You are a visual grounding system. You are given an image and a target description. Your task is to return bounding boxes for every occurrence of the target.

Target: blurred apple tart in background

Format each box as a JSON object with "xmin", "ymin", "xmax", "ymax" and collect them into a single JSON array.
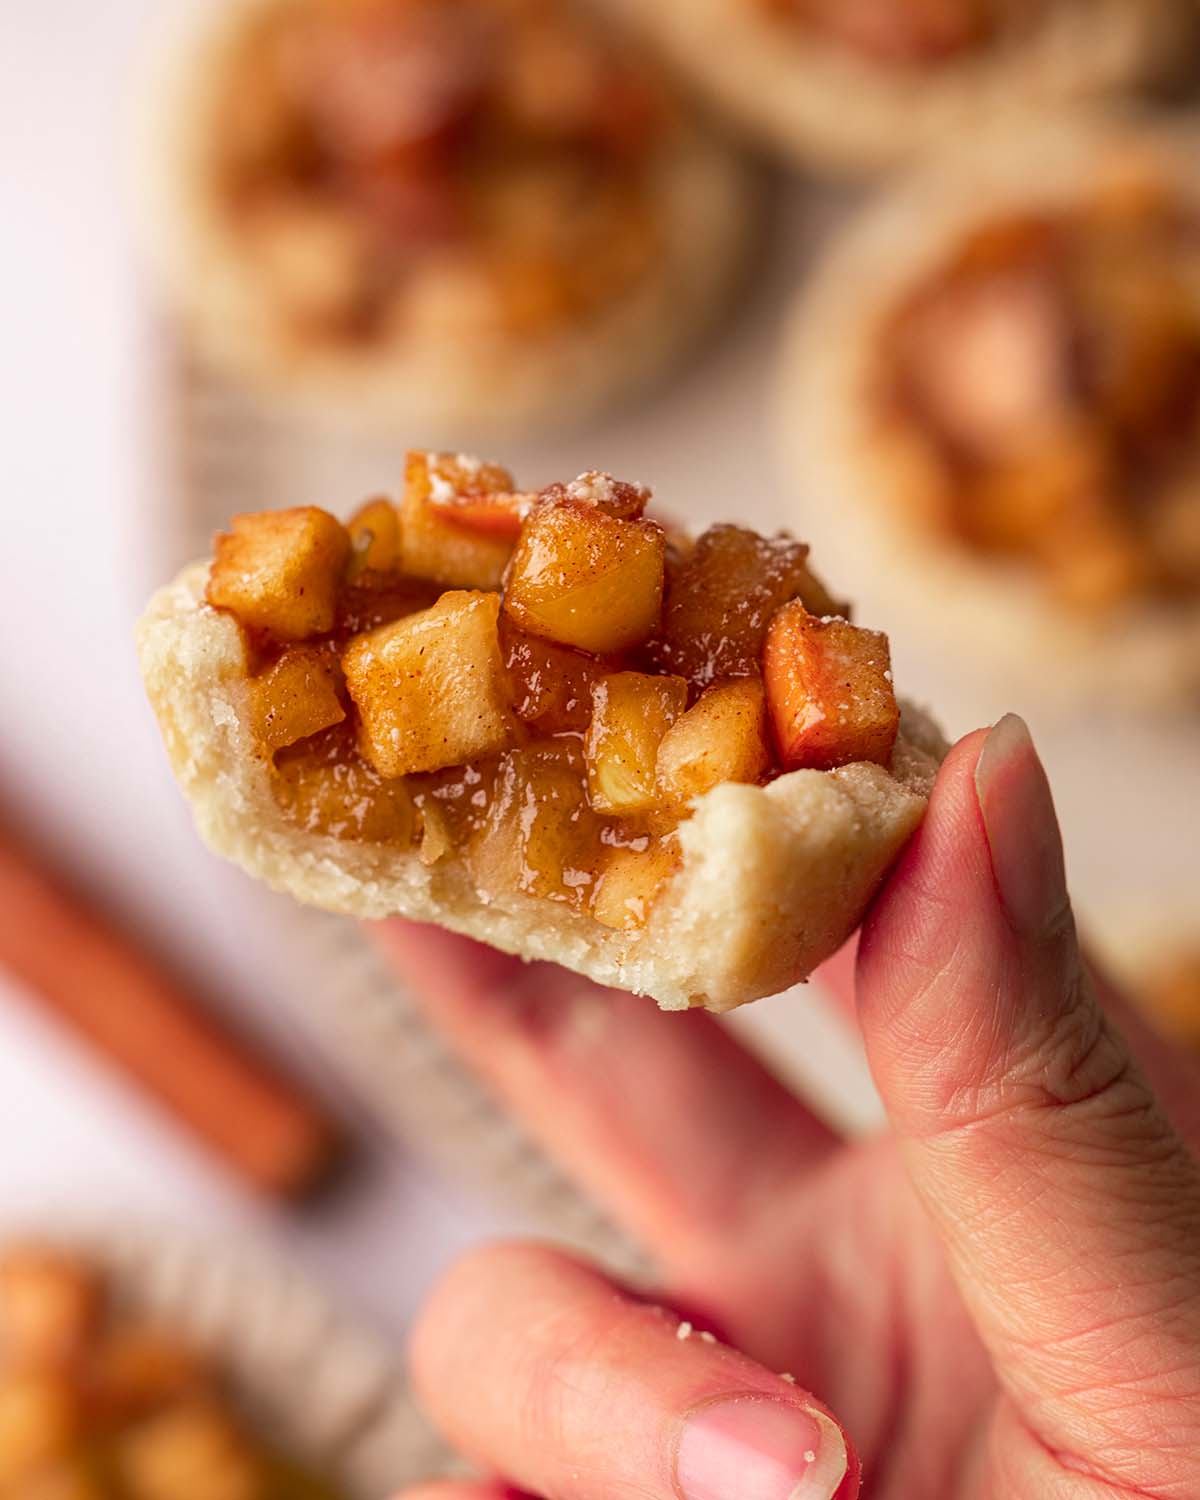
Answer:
[
  {"xmin": 143, "ymin": 0, "xmax": 754, "ymax": 436},
  {"xmin": 0, "ymin": 1247, "xmax": 339, "ymax": 1498},
  {"xmin": 782, "ymin": 115, "xmax": 1200, "ymax": 708},
  {"xmin": 137, "ymin": 453, "xmax": 944, "ymax": 1012},
  {"xmin": 603, "ymin": 0, "xmax": 1189, "ymax": 175}
]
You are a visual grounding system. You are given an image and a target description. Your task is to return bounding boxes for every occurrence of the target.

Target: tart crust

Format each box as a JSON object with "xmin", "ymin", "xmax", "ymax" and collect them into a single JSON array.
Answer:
[
  {"xmin": 140, "ymin": 0, "xmax": 757, "ymax": 438},
  {"xmin": 778, "ymin": 113, "xmax": 1200, "ymax": 711},
  {"xmin": 603, "ymin": 0, "xmax": 1191, "ymax": 175},
  {"xmin": 138, "ymin": 564, "xmax": 944, "ymax": 1012}
]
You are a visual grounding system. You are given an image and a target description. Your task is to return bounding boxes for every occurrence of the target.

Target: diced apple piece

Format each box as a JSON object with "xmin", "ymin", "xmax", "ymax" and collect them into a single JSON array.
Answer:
[
  {"xmin": 656, "ymin": 678, "xmax": 771, "ymax": 806},
  {"xmin": 249, "ymin": 645, "xmax": 346, "ymax": 754},
  {"xmin": 499, "ymin": 618, "xmax": 606, "ymax": 734},
  {"xmin": 646, "ymin": 525, "xmax": 844, "ymax": 688},
  {"xmin": 272, "ymin": 725, "xmax": 417, "ymax": 844},
  {"xmin": 345, "ymin": 497, "xmax": 400, "ymax": 577},
  {"xmin": 763, "ymin": 603, "xmax": 899, "ymax": 772},
  {"xmin": 117, "ymin": 1401, "xmax": 262, "ymax": 1500},
  {"xmin": 591, "ymin": 840, "xmax": 680, "ymax": 931},
  {"xmin": 207, "ymin": 508, "xmax": 350, "ymax": 640},
  {"xmin": 426, "ymin": 487, "xmax": 537, "ymax": 540},
  {"xmin": 0, "ymin": 1373, "xmax": 78, "ymax": 1486},
  {"xmin": 0, "ymin": 1252, "xmax": 98, "ymax": 1368},
  {"xmin": 538, "ymin": 471, "xmax": 651, "ymax": 520},
  {"xmin": 468, "ymin": 743, "xmax": 600, "ymax": 906},
  {"xmin": 343, "ymin": 590, "xmax": 518, "ymax": 777},
  {"xmin": 504, "ymin": 500, "xmax": 666, "ymax": 654},
  {"xmin": 400, "ymin": 451, "xmax": 518, "ymax": 588},
  {"xmin": 584, "ymin": 672, "xmax": 687, "ymax": 814},
  {"xmin": 336, "ymin": 573, "xmax": 442, "ymax": 636}
]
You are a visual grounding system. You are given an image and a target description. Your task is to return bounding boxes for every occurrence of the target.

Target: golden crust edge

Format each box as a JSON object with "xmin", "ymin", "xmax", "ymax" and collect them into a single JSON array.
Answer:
[
  {"xmin": 601, "ymin": 0, "xmax": 1192, "ymax": 174},
  {"xmin": 136, "ymin": 563, "xmax": 944, "ymax": 1011}
]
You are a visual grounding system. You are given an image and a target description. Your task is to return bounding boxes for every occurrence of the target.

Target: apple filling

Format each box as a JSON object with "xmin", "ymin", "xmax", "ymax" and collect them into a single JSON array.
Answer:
[
  {"xmin": 760, "ymin": 0, "xmax": 1031, "ymax": 66},
  {"xmin": 205, "ymin": 453, "xmax": 901, "ymax": 932},
  {"xmin": 878, "ymin": 181, "xmax": 1200, "ymax": 611},
  {"xmin": 212, "ymin": 0, "xmax": 669, "ymax": 343}
]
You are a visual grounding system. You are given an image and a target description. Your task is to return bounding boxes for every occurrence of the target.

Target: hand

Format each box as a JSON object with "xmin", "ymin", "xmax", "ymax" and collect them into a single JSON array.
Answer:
[{"xmin": 377, "ymin": 715, "xmax": 1200, "ymax": 1500}]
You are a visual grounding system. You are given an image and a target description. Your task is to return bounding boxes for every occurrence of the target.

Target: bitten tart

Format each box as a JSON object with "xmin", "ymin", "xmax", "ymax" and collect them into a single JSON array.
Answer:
[
  {"xmin": 138, "ymin": 454, "xmax": 943, "ymax": 1012},
  {"xmin": 144, "ymin": 0, "xmax": 754, "ymax": 435},
  {"xmin": 0, "ymin": 1246, "xmax": 339, "ymax": 1498},
  {"xmin": 605, "ymin": 0, "xmax": 1189, "ymax": 175},
  {"xmin": 781, "ymin": 115, "xmax": 1200, "ymax": 708}
]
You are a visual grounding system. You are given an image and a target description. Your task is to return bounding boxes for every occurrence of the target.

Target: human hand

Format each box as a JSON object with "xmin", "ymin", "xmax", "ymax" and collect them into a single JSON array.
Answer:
[{"xmin": 377, "ymin": 715, "xmax": 1200, "ymax": 1499}]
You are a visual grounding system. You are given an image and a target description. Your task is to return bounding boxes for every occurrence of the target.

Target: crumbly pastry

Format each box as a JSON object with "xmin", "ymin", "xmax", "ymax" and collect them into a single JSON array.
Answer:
[
  {"xmin": 137, "ymin": 455, "xmax": 944, "ymax": 1012},
  {"xmin": 779, "ymin": 114, "xmax": 1200, "ymax": 711},
  {"xmin": 0, "ymin": 1245, "xmax": 341, "ymax": 1497},
  {"xmin": 142, "ymin": 0, "xmax": 755, "ymax": 437},
  {"xmin": 602, "ymin": 0, "xmax": 1191, "ymax": 175}
]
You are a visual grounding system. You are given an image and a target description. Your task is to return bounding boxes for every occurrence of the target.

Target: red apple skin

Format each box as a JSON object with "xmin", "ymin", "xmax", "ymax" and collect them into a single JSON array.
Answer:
[{"xmin": 763, "ymin": 602, "xmax": 899, "ymax": 772}]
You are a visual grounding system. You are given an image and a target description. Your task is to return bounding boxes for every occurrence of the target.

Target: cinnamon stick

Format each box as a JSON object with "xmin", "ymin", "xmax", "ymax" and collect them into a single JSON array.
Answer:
[{"xmin": 0, "ymin": 826, "xmax": 341, "ymax": 1199}]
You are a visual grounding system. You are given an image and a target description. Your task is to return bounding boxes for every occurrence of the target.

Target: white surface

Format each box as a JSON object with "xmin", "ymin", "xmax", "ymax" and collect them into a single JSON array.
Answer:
[{"xmin": 2, "ymin": 0, "xmax": 1195, "ymax": 1355}]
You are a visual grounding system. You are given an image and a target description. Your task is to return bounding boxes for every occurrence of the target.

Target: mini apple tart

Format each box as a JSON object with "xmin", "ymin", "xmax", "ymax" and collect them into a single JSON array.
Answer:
[
  {"xmin": 138, "ymin": 453, "xmax": 943, "ymax": 1011},
  {"xmin": 145, "ymin": 0, "xmax": 754, "ymax": 435},
  {"xmin": 605, "ymin": 0, "xmax": 1189, "ymax": 174},
  {"xmin": 781, "ymin": 115, "xmax": 1200, "ymax": 708}
]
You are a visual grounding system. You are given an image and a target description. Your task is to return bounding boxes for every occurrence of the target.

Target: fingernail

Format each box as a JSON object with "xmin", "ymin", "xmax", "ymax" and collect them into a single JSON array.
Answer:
[
  {"xmin": 675, "ymin": 1395, "xmax": 850, "ymax": 1500},
  {"xmin": 974, "ymin": 714, "xmax": 1069, "ymax": 942}
]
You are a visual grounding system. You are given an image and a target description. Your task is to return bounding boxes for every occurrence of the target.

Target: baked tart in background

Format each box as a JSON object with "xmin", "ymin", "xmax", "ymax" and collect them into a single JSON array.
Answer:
[
  {"xmin": 142, "ymin": 0, "xmax": 756, "ymax": 437},
  {"xmin": 601, "ymin": 0, "xmax": 1191, "ymax": 175},
  {"xmin": 780, "ymin": 114, "xmax": 1200, "ymax": 709},
  {"xmin": 137, "ymin": 453, "xmax": 944, "ymax": 1012}
]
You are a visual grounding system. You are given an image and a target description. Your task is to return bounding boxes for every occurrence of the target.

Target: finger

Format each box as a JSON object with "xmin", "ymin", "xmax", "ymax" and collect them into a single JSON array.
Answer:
[
  {"xmin": 858, "ymin": 718, "xmax": 1200, "ymax": 1489},
  {"xmin": 374, "ymin": 924, "xmax": 839, "ymax": 1278},
  {"xmin": 410, "ymin": 1241, "xmax": 859, "ymax": 1500},
  {"xmin": 394, "ymin": 1487, "xmax": 527, "ymax": 1500}
]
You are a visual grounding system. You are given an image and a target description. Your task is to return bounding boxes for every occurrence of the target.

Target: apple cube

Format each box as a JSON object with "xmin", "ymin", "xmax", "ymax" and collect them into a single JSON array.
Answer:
[
  {"xmin": 646, "ymin": 525, "xmax": 846, "ymax": 688},
  {"xmin": 249, "ymin": 646, "xmax": 346, "ymax": 754},
  {"xmin": 345, "ymin": 497, "xmax": 401, "ymax": 577},
  {"xmin": 503, "ymin": 500, "xmax": 666, "ymax": 654},
  {"xmin": 0, "ymin": 1253, "xmax": 97, "ymax": 1368},
  {"xmin": 591, "ymin": 840, "xmax": 680, "ymax": 931},
  {"xmin": 426, "ymin": 486, "xmax": 537, "ymax": 540},
  {"xmin": 537, "ymin": 471, "xmax": 651, "ymax": 520},
  {"xmin": 763, "ymin": 602, "xmax": 899, "ymax": 772},
  {"xmin": 499, "ymin": 618, "xmax": 606, "ymax": 734},
  {"xmin": 584, "ymin": 672, "xmax": 687, "ymax": 814},
  {"xmin": 655, "ymin": 678, "xmax": 770, "ymax": 806},
  {"xmin": 342, "ymin": 590, "xmax": 518, "ymax": 777},
  {"xmin": 400, "ymin": 451, "xmax": 518, "ymax": 589},
  {"xmin": 207, "ymin": 508, "xmax": 350, "ymax": 640},
  {"xmin": 468, "ymin": 743, "xmax": 600, "ymax": 906}
]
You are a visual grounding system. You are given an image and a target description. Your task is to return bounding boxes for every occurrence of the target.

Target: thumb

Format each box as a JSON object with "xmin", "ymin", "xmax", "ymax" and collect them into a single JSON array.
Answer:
[{"xmin": 858, "ymin": 716, "xmax": 1200, "ymax": 1488}]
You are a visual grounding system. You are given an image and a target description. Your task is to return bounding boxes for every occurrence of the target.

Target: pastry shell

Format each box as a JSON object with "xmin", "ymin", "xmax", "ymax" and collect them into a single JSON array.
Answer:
[
  {"xmin": 777, "ymin": 112, "xmax": 1200, "ymax": 712},
  {"xmin": 139, "ymin": 0, "xmax": 757, "ymax": 439},
  {"xmin": 602, "ymin": 0, "xmax": 1192, "ymax": 175},
  {"xmin": 137, "ymin": 564, "xmax": 945, "ymax": 1012}
]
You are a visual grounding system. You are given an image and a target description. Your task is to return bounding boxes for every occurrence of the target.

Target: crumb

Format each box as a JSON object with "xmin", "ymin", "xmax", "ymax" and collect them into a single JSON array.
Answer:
[
  {"xmin": 676, "ymin": 1321, "xmax": 693, "ymax": 1341},
  {"xmin": 698, "ymin": 1330, "xmax": 716, "ymax": 1344},
  {"xmin": 780, "ymin": 1372, "xmax": 796, "ymax": 1384},
  {"xmin": 804, "ymin": 1449, "xmax": 816, "ymax": 1463}
]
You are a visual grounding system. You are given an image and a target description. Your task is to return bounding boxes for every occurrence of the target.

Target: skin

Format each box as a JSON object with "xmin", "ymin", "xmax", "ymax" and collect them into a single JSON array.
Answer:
[{"xmin": 376, "ymin": 716, "xmax": 1200, "ymax": 1499}]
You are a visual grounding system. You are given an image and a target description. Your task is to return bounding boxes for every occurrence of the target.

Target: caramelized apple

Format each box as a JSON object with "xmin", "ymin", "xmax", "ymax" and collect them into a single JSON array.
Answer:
[
  {"xmin": 584, "ymin": 672, "xmax": 687, "ymax": 814},
  {"xmin": 400, "ymin": 452, "xmax": 518, "ymax": 589},
  {"xmin": 504, "ymin": 499, "xmax": 666, "ymax": 654},
  {"xmin": 272, "ymin": 723, "xmax": 417, "ymax": 843},
  {"xmin": 345, "ymin": 497, "xmax": 400, "ymax": 577},
  {"xmin": 250, "ymin": 646, "xmax": 345, "ymax": 754},
  {"xmin": 426, "ymin": 487, "xmax": 536, "ymax": 540},
  {"xmin": 0, "ymin": 1254, "xmax": 97, "ymax": 1368},
  {"xmin": 656, "ymin": 678, "xmax": 770, "ymax": 806},
  {"xmin": 469, "ymin": 742, "xmax": 600, "ymax": 905},
  {"xmin": 499, "ymin": 617, "xmax": 606, "ymax": 734},
  {"xmin": 537, "ymin": 471, "xmax": 650, "ymax": 520},
  {"xmin": 591, "ymin": 839, "xmax": 680, "ymax": 930},
  {"xmin": 763, "ymin": 602, "xmax": 899, "ymax": 771},
  {"xmin": 207, "ymin": 508, "xmax": 350, "ymax": 641},
  {"xmin": 344, "ymin": 590, "xmax": 518, "ymax": 777},
  {"xmin": 646, "ymin": 525, "xmax": 844, "ymax": 688}
]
